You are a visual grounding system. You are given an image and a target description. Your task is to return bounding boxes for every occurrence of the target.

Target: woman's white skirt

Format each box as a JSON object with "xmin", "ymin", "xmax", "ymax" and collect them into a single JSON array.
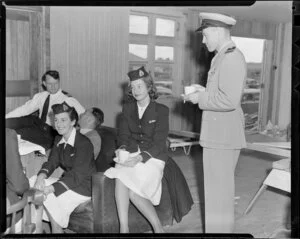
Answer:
[
  {"xmin": 104, "ymin": 152, "xmax": 165, "ymax": 205},
  {"xmin": 29, "ymin": 176, "xmax": 90, "ymax": 228}
]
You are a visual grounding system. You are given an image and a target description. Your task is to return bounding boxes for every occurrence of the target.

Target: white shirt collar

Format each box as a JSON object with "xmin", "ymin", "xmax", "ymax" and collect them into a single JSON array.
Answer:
[
  {"xmin": 137, "ymin": 101, "xmax": 150, "ymax": 110},
  {"xmin": 57, "ymin": 127, "xmax": 76, "ymax": 147},
  {"xmin": 48, "ymin": 88, "xmax": 63, "ymax": 97},
  {"xmin": 137, "ymin": 101, "xmax": 150, "ymax": 119}
]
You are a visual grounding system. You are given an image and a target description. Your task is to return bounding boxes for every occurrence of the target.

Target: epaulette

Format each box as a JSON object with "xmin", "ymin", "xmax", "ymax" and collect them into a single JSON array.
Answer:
[
  {"xmin": 225, "ymin": 46, "xmax": 236, "ymax": 54},
  {"xmin": 62, "ymin": 90, "xmax": 72, "ymax": 97}
]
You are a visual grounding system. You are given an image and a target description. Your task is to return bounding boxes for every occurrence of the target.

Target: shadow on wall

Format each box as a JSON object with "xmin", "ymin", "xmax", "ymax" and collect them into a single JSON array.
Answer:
[
  {"xmin": 114, "ymin": 81, "xmax": 129, "ymax": 128},
  {"xmin": 187, "ymin": 29, "xmax": 214, "ymax": 87}
]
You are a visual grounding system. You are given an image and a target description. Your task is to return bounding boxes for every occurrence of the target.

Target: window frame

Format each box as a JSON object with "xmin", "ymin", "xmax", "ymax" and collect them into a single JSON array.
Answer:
[{"xmin": 129, "ymin": 10, "xmax": 181, "ymax": 97}]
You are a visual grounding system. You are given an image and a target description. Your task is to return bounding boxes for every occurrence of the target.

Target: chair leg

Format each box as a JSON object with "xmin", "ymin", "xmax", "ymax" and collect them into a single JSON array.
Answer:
[
  {"xmin": 23, "ymin": 203, "xmax": 36, "ymax": 233},
  {"xmin": 244, "ymin": 184, "xmax": 267, "ymax": 214},
  {"xmin": 35, "ymin": 205, "xmax": 44, "ymax": 233}
]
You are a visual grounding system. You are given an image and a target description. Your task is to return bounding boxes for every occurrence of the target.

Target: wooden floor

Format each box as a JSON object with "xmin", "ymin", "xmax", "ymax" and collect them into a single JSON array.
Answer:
[{"xmin": 157, "ymin": 145, "xmax": 291, "ymax": 237}]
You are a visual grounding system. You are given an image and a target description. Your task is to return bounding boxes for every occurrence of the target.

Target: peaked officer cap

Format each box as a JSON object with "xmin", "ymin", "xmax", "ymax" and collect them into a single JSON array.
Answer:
[{"xmin": 196, "ymin": 12, "xmax": 236, "ymax": 32}]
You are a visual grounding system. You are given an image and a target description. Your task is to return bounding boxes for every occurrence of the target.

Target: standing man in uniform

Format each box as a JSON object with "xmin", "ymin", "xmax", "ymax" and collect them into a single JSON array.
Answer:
[
  {"xmin": 183, "ymin": 12, "xmax": 247, "ymax": 233},
  {"xmin": 6, "ymin": 70, "xmax": 85, "ymax": 150}
]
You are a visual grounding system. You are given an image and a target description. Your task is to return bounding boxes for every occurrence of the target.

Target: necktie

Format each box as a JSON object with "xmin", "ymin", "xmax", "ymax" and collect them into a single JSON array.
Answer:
[{"xmin": 41, "ymin": 94, "xmax": 50, "ymax": 123}]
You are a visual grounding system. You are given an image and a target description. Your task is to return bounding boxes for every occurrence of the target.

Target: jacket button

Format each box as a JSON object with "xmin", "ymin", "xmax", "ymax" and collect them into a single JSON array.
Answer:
[{"xmin": 139, "ymin": 125, "xmax": 141, "ymax": 128}]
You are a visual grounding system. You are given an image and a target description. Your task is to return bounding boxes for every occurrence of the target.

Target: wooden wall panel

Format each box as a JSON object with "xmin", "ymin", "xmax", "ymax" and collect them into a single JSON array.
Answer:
[
  {"xmin": 6, "ymin": 17, "xmax": 31, "ymax": 113},
  {"xmin": 50, "ymin": 7, "xmax": 129, "ymax": 127}
]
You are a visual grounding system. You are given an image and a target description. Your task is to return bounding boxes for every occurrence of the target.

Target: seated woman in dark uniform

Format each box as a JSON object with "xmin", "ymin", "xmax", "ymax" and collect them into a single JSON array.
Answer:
[
  {"xmin": 104, "ymin": 66, "xmax": 170, "ymax": 233},
  {"xmin": 29, "ymin": 102, "xmax": 96, "ymax": 233}
]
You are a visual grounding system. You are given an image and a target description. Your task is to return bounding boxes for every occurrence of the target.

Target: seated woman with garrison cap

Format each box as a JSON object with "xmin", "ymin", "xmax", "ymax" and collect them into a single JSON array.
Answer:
[
  {"xmin": 104, "ymin": 66, "xmax": 169, "ymax": 233},
  {"xmin": 29, "ymin": 102, "xmax": 96, "ymax": 233}
]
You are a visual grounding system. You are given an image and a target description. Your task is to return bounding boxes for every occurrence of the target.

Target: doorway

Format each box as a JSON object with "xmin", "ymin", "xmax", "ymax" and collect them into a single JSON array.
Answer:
[
  {"xmin": 5, "ymin": 6, "xmax": 46, "ymax": 113},
  {"xmin": 232, "ymin": 36, "xmax": 266, "ymax": 134}
]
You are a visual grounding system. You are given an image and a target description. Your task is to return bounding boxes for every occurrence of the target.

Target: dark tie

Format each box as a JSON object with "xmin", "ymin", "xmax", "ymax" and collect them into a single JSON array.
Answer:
[{"xmin": 40, "ymin": 94, "xmax": 50, "ymax": 123}]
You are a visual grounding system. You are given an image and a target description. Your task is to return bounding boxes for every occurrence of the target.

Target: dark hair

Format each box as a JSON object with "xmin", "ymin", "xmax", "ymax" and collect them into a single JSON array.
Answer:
[
  {"xmin": 67, "ymin": 108, "xmax": 78, "ymax": 125},
  {"xmin": 91, "ymin": 107, "xmax": 104, "ymax": 127},
  {"xmin": 125, "ymin": 74, "xmax": 158, "ymax": 102},
  {"xmin": 42, "ymin": 70, "xmax": 60, "ymax": 82}
]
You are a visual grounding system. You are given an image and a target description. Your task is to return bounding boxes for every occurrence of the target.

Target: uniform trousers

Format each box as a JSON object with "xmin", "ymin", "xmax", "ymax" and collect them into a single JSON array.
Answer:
[
  {"xmin": 202, "ymin": 147, "xmax": 240, "ymax": 233},
  {"xmin": 6, "ymin": 115, "xmax": 58, "ymax": 150}
]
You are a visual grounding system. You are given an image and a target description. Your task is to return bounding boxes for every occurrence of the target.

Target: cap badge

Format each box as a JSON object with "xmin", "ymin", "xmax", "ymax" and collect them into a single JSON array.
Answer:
[{"xmin": 63, "ymin": 104, "xmax": 68, "ymax": 111}]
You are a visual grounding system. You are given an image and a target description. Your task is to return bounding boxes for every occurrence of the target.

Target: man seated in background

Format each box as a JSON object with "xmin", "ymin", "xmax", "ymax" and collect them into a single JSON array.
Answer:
[
  {"xmin": 6, "ymin": 70, "xmax": 85, "ymax": 150},
  {"xmin": 78, "ymin": 107, "xmax": 104, "ymax": 159},
  {"xmin": 6, "ymin": 128, "xmax": 30, "ymax": 233}
]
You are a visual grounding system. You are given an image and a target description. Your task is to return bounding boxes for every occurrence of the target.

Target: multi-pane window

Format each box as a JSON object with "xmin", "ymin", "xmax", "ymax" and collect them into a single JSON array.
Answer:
[{"xmin": 129, "ymin": 13, "xmax": 178, "ymax": 97}]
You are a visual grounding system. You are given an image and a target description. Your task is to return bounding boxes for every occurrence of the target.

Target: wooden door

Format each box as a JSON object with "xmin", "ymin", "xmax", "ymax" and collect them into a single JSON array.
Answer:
[{"xmin": 5, "ymin": 6, "xmax": 45, "ymax": 113}]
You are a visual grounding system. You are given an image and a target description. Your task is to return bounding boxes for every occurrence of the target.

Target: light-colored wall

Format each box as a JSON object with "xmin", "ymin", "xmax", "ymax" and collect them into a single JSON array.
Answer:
[
  {"xmin": 272, "ymin": 22, "xmax": 292, "ymax": 129},
  {"xmin": 50, "ymin": 7, "xmax": 129, "ymax": 127}
]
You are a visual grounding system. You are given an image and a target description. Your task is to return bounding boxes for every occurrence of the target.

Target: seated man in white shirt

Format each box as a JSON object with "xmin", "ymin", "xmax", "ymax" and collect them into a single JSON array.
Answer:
[
  {"xmin": 6, "ymin": 70, "xmax": 85, "ymax": 150},
  {"xmin": 78, "ymin": 107, "xmax": 103, "ymax": 159}
]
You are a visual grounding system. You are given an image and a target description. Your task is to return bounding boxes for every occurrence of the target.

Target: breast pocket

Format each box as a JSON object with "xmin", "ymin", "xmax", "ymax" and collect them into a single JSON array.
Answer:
[{"xmin": 141, "ymin": 120, "xmax": 155, "ymax": 136}]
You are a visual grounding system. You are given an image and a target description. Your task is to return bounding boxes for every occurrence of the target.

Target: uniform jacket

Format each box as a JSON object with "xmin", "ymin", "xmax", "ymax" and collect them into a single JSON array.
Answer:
[
  {"xmin": 118, "ymin": 101, "xmax": 169, "ymax": 162},
  {"xmin": 6, "ymin": 89, "xmax": 85, "ymax": 126},
  {"xmin": 81, "ymin": 129, "xmax": 102, "ymax": 160},
  {"xmin": 38, "ymin": 130, "xmax": 96, "ymax": 197},
  {"xmin": 6, "ymin": 128, "xmax": 30, "ymax": 205},
  {"xmin": 198, "ymin": 41, "xmax": 247, "ymax": 149}
]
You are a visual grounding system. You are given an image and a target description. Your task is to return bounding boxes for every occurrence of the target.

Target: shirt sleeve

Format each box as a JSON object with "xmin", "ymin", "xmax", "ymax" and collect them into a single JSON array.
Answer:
[
  {"xmin": 65, "ymin": 97, "xmax": 86, "ymax": 116},
  {"xmin": 38, "ymin": 139, "xmax": 60, "ymax": 177},
  {"xmin": 140, "ymin": 106, "xmax": 169, "ymax": 162},
  {"xmin": 198, "ymin": 52, "xmax": 246, "ymax": 111},
  {"xmin": 5, "ymin": 93, "xmax": 42, "ymax": 118},
  {"xmin": 52, "ymin": 139, "xmax": 94, "ymax": 196}
]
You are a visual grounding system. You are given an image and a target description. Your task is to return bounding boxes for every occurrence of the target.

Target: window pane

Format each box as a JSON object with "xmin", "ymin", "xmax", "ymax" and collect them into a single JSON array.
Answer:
[
  {"xmin": 154, "ymin": 65, "xmax": 173, "ymax": 96},
  {"xmin": 129, "ymin": 44, "xmax": 148, "ymax": 60},
  {"xmin": 156, "ymin": 18, "xmax": 175, "ymax": 37},
  {"xmin": 154, "ymin": 65, "xmax": 172, "ymax": 81},
  {"xmin": 155, "ymin": 46, "xmax": 173, "ymax": 61},
  {"xmin": 129, "ymin": 15, "xmax": 148, "ymax": 35}
]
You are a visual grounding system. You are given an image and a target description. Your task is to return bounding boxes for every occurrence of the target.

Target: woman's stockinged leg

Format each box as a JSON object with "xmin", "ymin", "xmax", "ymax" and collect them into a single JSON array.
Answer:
[
  {"xmin": 115, "ymin": 179, "xmax": 130, "ymax": 233},
  {"xmin": 129, "ymin": 190, "xmax": 165, "ymax": 233}
]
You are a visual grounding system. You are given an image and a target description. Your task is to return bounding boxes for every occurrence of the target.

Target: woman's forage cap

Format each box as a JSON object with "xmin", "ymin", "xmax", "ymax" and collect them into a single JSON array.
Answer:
[
  {"xmin": 196, "ymin": 12, "xmax": 236, "ymax": 32},
  {"xmin": 127, "ymin": 66, "xmax": 149, "ymax": 82},
  {"xmin": 52, "ymin": 101, "xmax": 74, "ymax": 114}
]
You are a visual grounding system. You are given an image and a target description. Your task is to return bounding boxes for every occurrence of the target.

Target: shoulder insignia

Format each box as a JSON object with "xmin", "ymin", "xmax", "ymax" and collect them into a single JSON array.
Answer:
[
  {"xmin": 225, "ymin": 46, "xmax": 236, "ymax": 54},
  {"xmin": 62, "ymin": 90, "xmax": 72, "ymax": 97}
]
